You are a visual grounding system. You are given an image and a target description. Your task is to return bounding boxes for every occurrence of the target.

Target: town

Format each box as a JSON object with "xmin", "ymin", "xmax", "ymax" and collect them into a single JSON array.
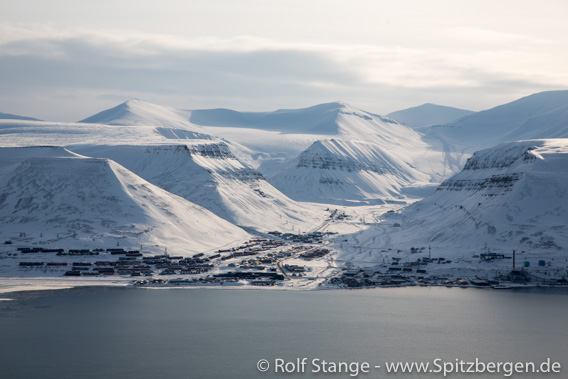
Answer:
[
  {"xmin": 4, "ymin": 232, "xmax": 334, "ymax": 288},
  {"xmin": 3, "ymin": 232, "xmax": 568, "ymax": 290}
]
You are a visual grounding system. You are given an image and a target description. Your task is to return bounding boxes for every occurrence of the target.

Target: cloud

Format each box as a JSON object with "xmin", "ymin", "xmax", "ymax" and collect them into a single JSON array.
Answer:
[
  {"xmin": 438, "ymin": 27, "xmax": 552, "ymax": 47},
  {"xmin": 0, "ymin": 23, "xmax": 566, "ymax": 120}
]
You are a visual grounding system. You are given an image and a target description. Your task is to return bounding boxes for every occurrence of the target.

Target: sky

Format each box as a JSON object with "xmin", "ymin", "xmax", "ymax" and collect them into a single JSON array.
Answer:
[{"xmin": 1, "ymin": 0, "xmax": 567, "ymax": 121}]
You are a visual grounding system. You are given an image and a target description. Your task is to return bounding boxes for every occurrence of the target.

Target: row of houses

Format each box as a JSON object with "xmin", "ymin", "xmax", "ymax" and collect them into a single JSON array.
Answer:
[
  {"xmin": 330, "ymin": 270, "xmax": 415, "ymax": 288},
  {"xmin": 300, "ymin": 248, "xmax": 330, "ymax": 260}
]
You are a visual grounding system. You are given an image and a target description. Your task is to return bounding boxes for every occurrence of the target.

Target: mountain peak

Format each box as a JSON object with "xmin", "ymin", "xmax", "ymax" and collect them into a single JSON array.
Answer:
[
  {"xmin": 272, "ymin": 101, "xmax": 350, "ymax": 113},
  {"xmin": 121, "ymin": 98, "xmax": 146, "ymax": 107},
  {"xmin": 79, "ymin": 99, "xmax": 195, "ymax": 129}
]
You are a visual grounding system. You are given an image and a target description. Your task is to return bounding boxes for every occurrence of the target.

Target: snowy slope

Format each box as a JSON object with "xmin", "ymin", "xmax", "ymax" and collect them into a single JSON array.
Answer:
[
  {"xmin": 79, "ymin": 99, "xmax": 214, "ymax": 141},
  {"xmin": 0, "ymin": 119, "xmax": 193, "ymax": 146},
  {"xmin": 192, "ymin": 101, "xmax": 449, "ymax": 204},
  {"xmin": 0, "ymin": 112, "xmax": 40, "ymax": 121},
  {"xmin": 191, "ymin": 102, "xmax": 447, "ymax": 172},
  {"xmin": 0, "ymin": 149, "xmax": 249, "ymax": 255},
  {"xmin": 82, "ymin": 101, "xmax": 396, "ymax": 168},
  {"xmin": 269, "ymin": 139, "xmax": 434, "ymax": 205},
  {"xmin": 77, "ymin": 100, "xmax": 450, "ymax": 205},
  {"xmin": 386, "ymin": 103, "xmax": 474, "ymax": 129},
  {"xmin": 250, "ymin": 104, "xmax": 451, "ymax": 204},
  {"xmin": 367, "ymin": 139, "xmax": 568, "ymax": 253},
  {"xmin": 80, "ymin": 99, "xmax": 193, "ymax": 128},
  {"xmin": 0, "ymin": 119, "xmax": 322, "ymax": 232},
  {"xmin": 503, "ymin": 103, "xmax": 568, "ymax": 141},
  {"xmin": 190, "ymin": 102, "xmax": 350, "ymax": 134},
  {"xmin": 0, "ymin": 145, "xmax": 84, "ymax": 180},
  {"xmin": 191, "ymin": 101, "xmax": 419, "ymax": 140},
  {"xmin": 73, "ymin": 143, "xmax": 321, "ymax": 232},
  {"xmin": 428, "ymin": 90, "xmax": 568, "ymax": 152}
]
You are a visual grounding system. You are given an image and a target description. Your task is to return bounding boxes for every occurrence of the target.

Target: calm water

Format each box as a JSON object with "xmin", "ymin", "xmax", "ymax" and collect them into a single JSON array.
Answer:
[{"xmin": 0, "ymin": 286, "xmax": 567, "ymax": 379}]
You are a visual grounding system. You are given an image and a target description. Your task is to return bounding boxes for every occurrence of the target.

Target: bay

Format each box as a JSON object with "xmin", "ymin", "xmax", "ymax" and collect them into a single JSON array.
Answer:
[{"xmin": 0, "ymin": 286, "xmax": 566, "ymax": 378}]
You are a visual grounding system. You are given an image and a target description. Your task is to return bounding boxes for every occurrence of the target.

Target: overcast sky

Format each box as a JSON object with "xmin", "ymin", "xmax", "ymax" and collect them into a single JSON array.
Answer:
[{"xmin": 1, "ymin": 0, "xmax": 567, "ymax": 121}]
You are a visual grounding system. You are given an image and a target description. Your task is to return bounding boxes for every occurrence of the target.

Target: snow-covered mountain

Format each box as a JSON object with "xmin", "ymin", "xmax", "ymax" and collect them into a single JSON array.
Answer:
[
  {"xmin": 191, "ymin": 102, "xmax": 444, "ymax": 170},
  {"xmin": 0, "ymin": 118, "xmax": 210, "ymax": 147},
  {"xmin": 76, "ymin": 100, "xmax": 450, "ymax": 206},
  {"xmin": 190, "ymin": 102, "xmax": 347, "ymax": 134},
  {"xmin": 0, "ymin": 118, "xmax": 321, "ymax": 232},
  {"xmin": 73, "ymin": 143, "xmax": 320, "ymax": 232},
  {"xmin": 386, "ymin": 103, "xmax": 474, "ymax": 129},
  {"xmin": 0, "ymin": 146, "xmax": 249, "ymax": 255},
  {"xmin": 79, "ymin": 99, "xmax": 215, "ymax": 141},
  {"xmin": 268, "ymin": 139, "xmax": 435, "ymax": 205},
  {"xmin": 237, "ymin": 104, "xmax": 450, "ymax": 204},
  {"xmin": 80, "ymin": 99, "xmax": 193, "ymax": 128},
  {"xmin": 2, "ymin": 94, "xmax": 568, "ymax": 267},
  {"xmin": 428, "ymin": 90, "xmax": 568, "ymax": 152},
  {"xmin": 191, "ymin": 101, "xmax": 451, "ymax": 204},
  {"xmin": 368, "ymin": 139, "xmax": 568, "ymax": 252},
  {"xmin": 0, "ymin": 111, "xmax": 40, "ymax": 121}
]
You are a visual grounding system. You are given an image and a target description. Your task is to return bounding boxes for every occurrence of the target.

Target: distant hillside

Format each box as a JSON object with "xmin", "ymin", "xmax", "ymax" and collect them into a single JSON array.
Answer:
[
  {"xmin": 268, "ymin": 139, "xmax": 436, "ymax": 205},
  {"xmin": 0, "ymin": 112, "xmax": 40, "ymax": 121},
  {"xmin": 189, "ymin": 102, "xmax": 373, "ymax": 135},
  {"xmin": 428, "ymin": 90, "xmax": 568, "ymax": 151},
  {"xmin": 79, "ymin": 99, "xmax": 195, "ymax": 129},
  {"xmin": 387, "ymin": 103, "xmax": 473, "ymax": 128}
]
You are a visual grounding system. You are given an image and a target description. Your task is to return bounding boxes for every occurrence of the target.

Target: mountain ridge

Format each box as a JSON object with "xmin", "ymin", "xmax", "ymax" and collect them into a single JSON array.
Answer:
[
  {"xmin": 0, "ymin": 150, "xmax": 249, "ymax": 255},
  {"xmin": 368, "ymin": 139, "xmax": 568, "ymax": 252},
  {"xmin": 427, "ymin": 90, "xmax": 568, "ymax": 151},
  {"xmin": 0, "ymin": 111, "xmax": 41, "ymax": 121},
  {"xmin": 386, "ymin": 103, "xmax": 474, "ymax": 128}
]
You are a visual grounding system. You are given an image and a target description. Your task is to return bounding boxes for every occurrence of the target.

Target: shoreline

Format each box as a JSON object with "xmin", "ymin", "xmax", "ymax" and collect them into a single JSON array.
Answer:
[{"xmin": 2, "ymin": 276, "xmax": 568, "ymax": 296}]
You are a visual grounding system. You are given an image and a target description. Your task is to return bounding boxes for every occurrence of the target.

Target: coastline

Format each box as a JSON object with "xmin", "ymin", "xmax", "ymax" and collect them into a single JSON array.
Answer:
[{"xmin": 2, "ymin": 275, "xmax": 567, "ymax": 297}]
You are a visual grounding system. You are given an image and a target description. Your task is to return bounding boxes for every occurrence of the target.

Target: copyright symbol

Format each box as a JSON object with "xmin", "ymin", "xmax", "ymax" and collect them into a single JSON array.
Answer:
[{"xmin": 257, "ymin": 359, "xmax": 270, "ymax": 372}]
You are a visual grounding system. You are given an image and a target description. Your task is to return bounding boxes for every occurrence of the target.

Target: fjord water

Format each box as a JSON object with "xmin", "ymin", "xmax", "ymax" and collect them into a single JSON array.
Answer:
[{"xmin": 0, "ymin": 287, "xmax": 566, "ymax": 379}]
